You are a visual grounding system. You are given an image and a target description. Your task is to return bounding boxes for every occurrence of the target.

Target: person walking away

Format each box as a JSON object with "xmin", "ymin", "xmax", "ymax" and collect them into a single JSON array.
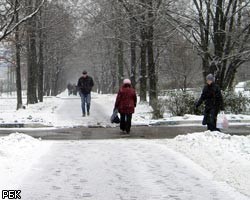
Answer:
[
  {"xmin": 115, "ymin": 79, "xmax": 137, "ymax": 134},
  {"xmin": 72, "ymin": 84, "xmax": 77, "ymax": 96},
  {"xmin": 77, "ymin": 70, "xmax": 94, "ymax": 117},
  {"xmin": 67, "ymin": 83, "xmax": 73, "ymax": 96},
  {"xmin": 195, "ymin": 74, "xmax": 224, "ymax": 131}
]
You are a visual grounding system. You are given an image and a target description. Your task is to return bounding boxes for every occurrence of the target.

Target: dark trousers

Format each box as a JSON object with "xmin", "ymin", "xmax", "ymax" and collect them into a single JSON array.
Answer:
[
  {"xmin": 204, "ymin": 109, "xmax": 220, "ymax": 131},
  {"xmin": 120, "ymin": 114, "xmax": 132, "ymax": 133}
]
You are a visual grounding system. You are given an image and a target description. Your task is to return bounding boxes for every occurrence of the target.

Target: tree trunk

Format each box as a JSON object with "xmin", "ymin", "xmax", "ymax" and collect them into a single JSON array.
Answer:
[
  {"xmin": 44, "ymin": 69, "xmax": 51, "ymax": 96},
  {"xmin": 111, "ymin": 54, "xmax": 117, "ymax": 93},
  {"xmin": 130, "ymin": 15, "xmax": 136, "ymax": 87},
  {"xmin": 139, "ymin": 0, "xmax": 147, "ymax": 102},
  {"xmin": 147, "ymin": 0, "xmax": 156, "ymax": 106},
  {"xmin": 43, "ymin": 28, "xmax": 50, "ymax": 96},
  {"xmin": 38, "ymin": 9, "xmax": 44, "ymax": 102},
  {"xmin": 202, "ymin": 55, "xmax": 210, "ymax": 83},
  {"xmin": 183, "ymin": 75, "xmax": 187, "ymax": 92},
  {"xmin": 51, "ymin": 68, "xmax": 59, "ymax": 96},
  {"xmin": 147, "ymin": 0, "xmax": 162, "ymax": 118},
  {"xmin": 15, "ymin": 6, "xmax": 23, "ymax": 110},
  {"xmin": 118, "ymin": 40, "xmax": 124, "ymax": 86},
  {"xmin": 140, "ymin": 28, "xmax": 147, "ymax": 102},
  {"xmin": 107, "ymin": 40, "xmax": 116, "ymax": 93},
  {"xmin": 26, "ymin": 0, "xmax": 38, "ymax": 104}
]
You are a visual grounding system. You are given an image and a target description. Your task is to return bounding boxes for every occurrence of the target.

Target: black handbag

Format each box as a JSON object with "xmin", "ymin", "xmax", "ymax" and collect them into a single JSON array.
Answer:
[{"xmin": 110, "ymin": 109, "xmax": 120, "ymax": 124}]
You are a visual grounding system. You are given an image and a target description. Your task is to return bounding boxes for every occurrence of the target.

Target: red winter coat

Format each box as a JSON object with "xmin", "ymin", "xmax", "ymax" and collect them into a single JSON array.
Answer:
[{"xmin": 115, "ymin": 84, "xmax": 137, "ymax": 114}]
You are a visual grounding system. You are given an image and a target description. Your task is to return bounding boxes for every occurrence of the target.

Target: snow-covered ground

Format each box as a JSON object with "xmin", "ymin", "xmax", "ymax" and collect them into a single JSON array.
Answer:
[
  {"xmin": 159, "ymin": 131, "xmax": 250, "ymax": 197},
  {"xmin": 0, "ymin": 91, "xmax": 152, "ymax": 128},
  {"xmin": 0, "ymin": 133, "xmax": 249, "ymax": 200},
  {"xmin": 0, "ymin": 89, "xmax": 249, "ymax": 199},
  {"xmin": 0, "ymin": 133, "xmax": 51, "ymax": 190},
  {"xmin": 0, "ymin": 91, "xmax": 250, "ymax": 128}
]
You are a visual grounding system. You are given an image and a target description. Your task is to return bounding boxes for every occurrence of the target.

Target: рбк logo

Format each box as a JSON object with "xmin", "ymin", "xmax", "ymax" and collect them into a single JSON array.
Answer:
[{"xmin": 2, "ymin": 190, "xmax": 21, "ymax": 199}]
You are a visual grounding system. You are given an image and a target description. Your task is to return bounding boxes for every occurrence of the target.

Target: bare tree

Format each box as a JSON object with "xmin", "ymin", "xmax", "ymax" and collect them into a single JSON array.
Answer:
[
  {"xmin": 164, "ymin": 35, "xmax": 201, "ymax": 91},
  {"xmin": 42, "ymin": 1, "xmax": 75, "ymax": 96},
  {"xmin": 14, "ymin": 1, "xmax": 22, "ymax": 109},
  {"xmin": 169, "ymin": 0, "xmax": 250, "ymax": 90},
  {"xmin": 0, "ymin": 0, "xmax": 45, "ymax": 108},
  {"xmin": 26, "ymin": 0, "xmax": 39, "ymax": 104}
]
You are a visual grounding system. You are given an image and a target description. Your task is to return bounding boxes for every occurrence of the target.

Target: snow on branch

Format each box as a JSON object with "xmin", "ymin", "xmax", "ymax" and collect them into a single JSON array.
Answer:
[{"xmin": 0, "ymin": 0, "xmax": 45, "ymax": 41}]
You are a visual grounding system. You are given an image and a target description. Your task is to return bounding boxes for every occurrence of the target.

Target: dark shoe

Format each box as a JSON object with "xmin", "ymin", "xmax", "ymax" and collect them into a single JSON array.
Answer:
[
  {"xmin": 87, "ymin": 112, "xmax": 90, "ymax": 116},
  {"xmin": 82, "ymin": 113, "xmax": 86, "ymax": 117},
  {"xmin": 120, "ymin": 131, "xmax": 130, "ymax": 136}
]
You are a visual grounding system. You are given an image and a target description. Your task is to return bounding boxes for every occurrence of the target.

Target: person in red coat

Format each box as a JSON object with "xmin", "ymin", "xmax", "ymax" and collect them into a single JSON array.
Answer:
[{"xmin": 115, "ymin": 79, "xmax": 137, "ymax": 134}]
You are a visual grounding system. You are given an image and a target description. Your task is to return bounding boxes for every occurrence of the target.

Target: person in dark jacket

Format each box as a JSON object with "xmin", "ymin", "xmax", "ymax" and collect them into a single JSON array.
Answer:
[
  {"xmin": 196, "ymin": 74, "xmax": 224, "ymax": 131},
  {"xmin": 115, "ymin": 79, "xmax": 137, "ymax": 134},
  {"xmin": 77, "ymin": 70, "xmax": 94, "ymax": 116}
]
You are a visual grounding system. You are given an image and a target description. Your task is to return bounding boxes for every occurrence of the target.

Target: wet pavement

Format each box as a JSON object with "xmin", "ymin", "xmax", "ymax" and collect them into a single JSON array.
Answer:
[{"xmin": 0, "ymin": 125, "xmax": 249, "ymax": 140}]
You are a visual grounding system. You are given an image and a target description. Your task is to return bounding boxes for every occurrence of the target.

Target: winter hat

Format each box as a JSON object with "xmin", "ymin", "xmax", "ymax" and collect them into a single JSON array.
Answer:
[
  {"xmin": 206, "ymin": 74, "xmax": 215, "ymax": 82},
  {"xmin": 82, "ymin": 70, "xmax": 87, "ymax": 75},
  {"xmin": 123, "ymin": 79, "xmax": 131, "ymax": 85}
]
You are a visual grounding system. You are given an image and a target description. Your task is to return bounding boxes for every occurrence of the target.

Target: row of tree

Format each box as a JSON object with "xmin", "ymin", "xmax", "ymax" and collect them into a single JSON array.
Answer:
[
  {"xmin": 70, "ymin": 0, "xmax": 250, "ymax": 118},
  {"xmin": 0, "ymin": 0, "xmax": 75, "ymax": 109},
  {"xmin": 1, "ymin": 0, "xmax": 250, "ymax": 117}
]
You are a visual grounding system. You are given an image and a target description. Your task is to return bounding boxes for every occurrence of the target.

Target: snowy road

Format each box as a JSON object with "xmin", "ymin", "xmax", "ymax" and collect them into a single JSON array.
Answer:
[{"xmin": 19, "ymin": 140, "xmax": 249, "ymax": 200}]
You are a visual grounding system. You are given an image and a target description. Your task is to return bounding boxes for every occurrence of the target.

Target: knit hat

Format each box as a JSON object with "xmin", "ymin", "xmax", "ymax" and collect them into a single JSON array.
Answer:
[
  {"xmin": 206, "ymin": 74, "xmax": 215, "ymax": 82},
  {"xmin": 123, "ymin": 79, "xmax": 131, "ymax": 85}
]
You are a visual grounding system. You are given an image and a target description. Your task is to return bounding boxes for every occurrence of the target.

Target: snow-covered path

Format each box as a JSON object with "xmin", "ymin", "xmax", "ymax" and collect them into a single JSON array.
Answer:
[
  {"xmin": 54, "ymin": 94, "xmax": 114, "ymax": 127},
  {"xmin": 19, "ymin": 140, "xmax": 248, "ymax": 200}
]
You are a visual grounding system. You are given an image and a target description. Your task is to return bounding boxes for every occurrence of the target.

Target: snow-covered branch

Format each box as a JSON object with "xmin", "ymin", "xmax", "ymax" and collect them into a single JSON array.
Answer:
[{"xmin": 0, "ymin": 0, "xmax": 45, "ymax": 41}]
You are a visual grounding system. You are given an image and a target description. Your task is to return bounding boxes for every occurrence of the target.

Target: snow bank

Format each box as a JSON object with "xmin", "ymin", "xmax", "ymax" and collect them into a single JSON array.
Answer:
[
  {"xmin": 0, "ymin": 96, "xmax": 63, "ymax": 126},
  {"xmin": 133, "ymin": 101, "xmax": 153, "ymax": 125},
  {"xmin": 160, "ymin": 131, "xmax": 250, "ymax": 197},
  {"xmin": 0, "ymin": 133, "xmax": 52, "ymax": 189}
]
